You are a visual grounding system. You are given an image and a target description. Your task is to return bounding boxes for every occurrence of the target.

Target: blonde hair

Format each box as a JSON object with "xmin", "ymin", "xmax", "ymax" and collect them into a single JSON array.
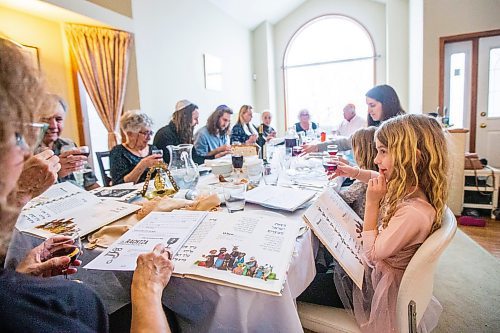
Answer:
[
  {"xmin": 375, "ymin": 114, "xmax": 449, "ymax": 233},
  {"xmin": 351, "ymin": 126, "xmax": 377, "ymax": 171},
  {"xmin": 237, "ymin": 105, "xmax": 253, "ymax": 125}
]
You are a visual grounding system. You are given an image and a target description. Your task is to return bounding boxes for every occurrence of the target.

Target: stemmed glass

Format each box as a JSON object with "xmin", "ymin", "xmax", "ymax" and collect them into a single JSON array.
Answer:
[
  {"xmin": 232, "ymin": 154, "xmax": 244, "ymax": 178},
  {"xmin": 327, "ymin": 144, "xmax": 338, "ymax": 156},
  {"xmin": 44, "ymin": 232, "xmax": 83, "ymax": 279},
  {"xmin": 60, "ymin": 145, "xmax": 90, "ymax": 187},
  {"xmin": 322, "ymin": 155, "xmax": 340, "ymax": 188}
]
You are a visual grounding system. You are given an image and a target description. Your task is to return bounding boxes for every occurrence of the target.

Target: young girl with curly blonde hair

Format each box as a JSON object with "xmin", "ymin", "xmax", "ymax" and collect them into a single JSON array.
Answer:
[{"xmin": 332, "ymin": 114, "xmax": 449, "ymax": 332}]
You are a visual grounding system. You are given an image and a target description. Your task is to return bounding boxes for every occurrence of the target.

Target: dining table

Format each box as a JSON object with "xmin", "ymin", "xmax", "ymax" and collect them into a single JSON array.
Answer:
[{"xmin": 4, "ymin": 161, "xmax": 335, "ymax": 333}]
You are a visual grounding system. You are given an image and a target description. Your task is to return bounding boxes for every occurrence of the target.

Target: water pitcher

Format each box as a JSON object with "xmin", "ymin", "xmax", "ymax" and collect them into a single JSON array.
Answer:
[{"xmin": 167, "ymin": 144, "xmax": 199, "ymax": 190}]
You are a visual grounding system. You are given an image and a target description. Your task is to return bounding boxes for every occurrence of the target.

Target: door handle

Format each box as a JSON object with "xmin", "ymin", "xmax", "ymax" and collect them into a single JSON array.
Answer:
[
  {"xmin": 480, "ymin": 112, "xmax": 487, "ymax": 117},
  {"xmin": 480, "ymin": 123, "xmax": 487, "ymax": 128}
]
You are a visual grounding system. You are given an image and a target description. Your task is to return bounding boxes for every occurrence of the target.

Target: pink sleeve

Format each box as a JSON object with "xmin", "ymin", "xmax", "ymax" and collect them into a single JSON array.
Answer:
[{"xmin": 361, "ymin": 204, "xmax": 432, "ymax": 263}]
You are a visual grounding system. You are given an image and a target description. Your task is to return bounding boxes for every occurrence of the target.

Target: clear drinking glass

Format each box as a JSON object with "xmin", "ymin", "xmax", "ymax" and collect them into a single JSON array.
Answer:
[{"xmin": 223, "ymin": 182, "xmax": 247, "ymax": 213}]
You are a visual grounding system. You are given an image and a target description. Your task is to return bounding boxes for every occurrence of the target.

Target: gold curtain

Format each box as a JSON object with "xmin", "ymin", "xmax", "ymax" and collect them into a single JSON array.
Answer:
[{"xmin": 65, "ymin": 24, "xmax": 132, "ymax": 149}]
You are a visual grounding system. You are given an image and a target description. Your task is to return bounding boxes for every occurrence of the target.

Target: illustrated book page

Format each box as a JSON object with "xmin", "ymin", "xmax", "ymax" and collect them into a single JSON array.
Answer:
[
  {"xmin": 86, "ymin": 210, "xmax": 303, "ymax": 296},
  {"xmin": 303, "ymin": 188, "xmax": 365, "ymax": 289},
  {"xmin": 16, "ymin": 182, "xmax": 140, "ymax": 238}
]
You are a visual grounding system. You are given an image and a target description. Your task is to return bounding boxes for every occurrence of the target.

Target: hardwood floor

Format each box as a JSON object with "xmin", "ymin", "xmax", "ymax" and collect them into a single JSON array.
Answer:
[{"xmin": 458, "ymin": 217, "xmax": 500, "ymax": 259}]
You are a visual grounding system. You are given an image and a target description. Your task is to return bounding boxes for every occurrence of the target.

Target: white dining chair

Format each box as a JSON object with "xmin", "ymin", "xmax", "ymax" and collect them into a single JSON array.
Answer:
[{"xmin": 298, "ymin": 207, "xmax": 457, "ymax": 333}]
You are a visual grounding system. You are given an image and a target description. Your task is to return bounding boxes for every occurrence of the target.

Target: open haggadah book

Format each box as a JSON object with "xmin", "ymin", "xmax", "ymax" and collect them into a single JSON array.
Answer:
[
  {"xmin": 85, "ymin": 210, "xmax": 305, "ymax": 296},
  {"xmin": 16, "ymin": 182, "xmax": 140, "ymax": 239},
  {"xmin": 303, "ymin": 188, "xmax": 365, "ymax": 289}
]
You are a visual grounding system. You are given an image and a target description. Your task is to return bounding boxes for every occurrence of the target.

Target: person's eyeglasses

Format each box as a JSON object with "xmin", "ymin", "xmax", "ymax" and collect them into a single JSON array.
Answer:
[
  {"xmin": 16, "ymin": 122, "xmax": 49, "ymax": 152},
  {"xmin": 138, "ymin": 130, "xmax": 154, "ymax": 137}
]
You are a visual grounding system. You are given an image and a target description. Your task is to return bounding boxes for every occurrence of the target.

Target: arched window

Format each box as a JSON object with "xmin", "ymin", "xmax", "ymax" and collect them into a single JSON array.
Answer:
[{"xmin": 283, "ymin": 15, "xmax": 375, "ymax": 131}]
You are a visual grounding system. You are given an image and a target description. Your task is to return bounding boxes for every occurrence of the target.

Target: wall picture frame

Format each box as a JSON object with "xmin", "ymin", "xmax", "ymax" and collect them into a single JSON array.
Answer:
[{"xmin": 203, "ymin": 53, "xmax": 222, "ymax": 91}]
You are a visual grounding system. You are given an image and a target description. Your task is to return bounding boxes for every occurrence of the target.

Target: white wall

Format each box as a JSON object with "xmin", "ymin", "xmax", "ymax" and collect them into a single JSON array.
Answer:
[
  {"xmin": 422, "ymin": 0, "xmax": 500, "ymax": 114},
  {"xmin": 252, "ymin": 21, "xmax": 277, "ymax": 122},
  {"xmin": 386, "ymin": 0, "xmax": 409, "ymax": 110},
  {"xmin": 131, "ymin": 0, "xmax": 254, "ymax": 131},
  {"xmin": 272, "ymin": 0, "xmax": 387, "ymax": 133},
  {"xmin": 408, "ymin": 0, "xmax": 423, "ymax": 114}
]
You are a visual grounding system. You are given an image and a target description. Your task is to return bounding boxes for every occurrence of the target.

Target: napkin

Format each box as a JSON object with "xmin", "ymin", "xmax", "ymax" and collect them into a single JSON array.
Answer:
[{"xmin": 86, "ymin": 194, "xmax": 221, "ymax": 249}]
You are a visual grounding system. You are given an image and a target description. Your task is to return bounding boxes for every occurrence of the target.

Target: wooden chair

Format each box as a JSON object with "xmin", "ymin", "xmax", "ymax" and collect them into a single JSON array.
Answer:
[
  {"xmin": 297, "ymin": 207, "xmax": 457, "ymax": 333},
  {"xmin": 95, "ymin": 151, "xmax": 112, "ymax": 187}
]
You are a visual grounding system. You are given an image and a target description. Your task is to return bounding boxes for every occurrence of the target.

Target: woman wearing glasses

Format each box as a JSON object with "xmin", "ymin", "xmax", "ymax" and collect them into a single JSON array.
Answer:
[{"xmin": 110, "ymin": 110, "xmax": 163, "ymax": 184}]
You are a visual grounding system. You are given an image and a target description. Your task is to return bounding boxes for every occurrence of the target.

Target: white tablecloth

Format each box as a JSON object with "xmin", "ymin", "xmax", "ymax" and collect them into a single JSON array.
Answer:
[{"xmin": 5, "ymin": 180, "xmax": 320, "ymax": 332}]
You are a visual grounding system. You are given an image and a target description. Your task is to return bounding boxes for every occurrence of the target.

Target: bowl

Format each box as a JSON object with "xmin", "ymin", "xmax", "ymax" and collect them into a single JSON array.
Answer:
[{"xmin": 209, "ymin": 161, "xmax": 233, "ymax": 177}]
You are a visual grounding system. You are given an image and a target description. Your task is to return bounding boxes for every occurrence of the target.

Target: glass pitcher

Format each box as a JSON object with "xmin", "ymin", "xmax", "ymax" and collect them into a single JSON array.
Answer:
[{"xmin": 167, "ymin": 144, "xmax": 199, "ymax": 190}]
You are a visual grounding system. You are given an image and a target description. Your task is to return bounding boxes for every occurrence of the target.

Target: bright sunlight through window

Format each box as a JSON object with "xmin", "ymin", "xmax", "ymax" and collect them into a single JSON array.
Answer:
[{"xmin": 284, "ymin": 15, "xmax": 375, "ymax": 131}]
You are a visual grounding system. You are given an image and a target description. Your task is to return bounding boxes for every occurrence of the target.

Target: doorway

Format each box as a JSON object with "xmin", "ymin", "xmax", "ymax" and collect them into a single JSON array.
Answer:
[{"xmin": 440, "ymin": 30, "xmax": 500, "ymax": 167}]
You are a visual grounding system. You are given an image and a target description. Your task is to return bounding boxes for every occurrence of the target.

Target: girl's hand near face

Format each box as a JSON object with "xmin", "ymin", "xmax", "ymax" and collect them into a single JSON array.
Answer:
[{"xmin": 366, "ymin": 172, "xmax": 387, "ymax": 205}]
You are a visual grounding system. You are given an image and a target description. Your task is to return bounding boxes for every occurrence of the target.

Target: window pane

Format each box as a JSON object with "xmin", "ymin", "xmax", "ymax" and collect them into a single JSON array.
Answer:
[
  {"xmin": 286, "ymin": 16, "xmax": 373, "ymax": 67},
  {"xmin": 449, "ymin": 53, "xmax": 466, "ymax": 128},
  {"xmin": 284, "ymin": 15, "xmax": 374, "ymax": 130},
  {"xmin": 488, "ymin": 48, "xmax": 500, "ymax": 117}
]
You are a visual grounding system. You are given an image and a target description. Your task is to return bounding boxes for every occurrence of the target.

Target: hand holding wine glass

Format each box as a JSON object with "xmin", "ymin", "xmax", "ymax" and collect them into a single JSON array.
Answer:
[
  {"xmin": 15, "ymin": 234, "xmax": 82, "ymax": 278},
  {"xmin": 58, "ymin": 145, "xmax": 87, "ymax": 179}
]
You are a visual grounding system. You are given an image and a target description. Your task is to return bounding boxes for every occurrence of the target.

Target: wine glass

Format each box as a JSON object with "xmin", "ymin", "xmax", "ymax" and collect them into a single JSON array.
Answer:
[
  {"xmin": 45, "ymin": 232, "xmax": 83, "ymax": 279},
  {"xmin": 327, "ymin": 144, "xmax": 338, "ymax": 156},
  {"xmin": 152, "ymin": 148, "xmax": 163, "ymax": 157},
  {"xmin": 322, "ymin": 156, "xmax": 340, "ymax": 188},
  {"xmin": 232, "ymin": 154, "xmax": 244, "ymax": 177}
]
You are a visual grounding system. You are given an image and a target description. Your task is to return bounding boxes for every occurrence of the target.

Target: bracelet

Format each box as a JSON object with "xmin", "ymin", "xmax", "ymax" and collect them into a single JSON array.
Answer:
[{"xmin": 352, "ymin": 166, "xmax": 361, "ymax": 179}]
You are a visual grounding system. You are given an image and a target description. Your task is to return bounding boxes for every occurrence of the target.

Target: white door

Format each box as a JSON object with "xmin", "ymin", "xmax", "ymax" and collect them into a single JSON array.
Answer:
[{"xmin": 477, "ymin": 36, "xmax": 500, "ymax": 168}]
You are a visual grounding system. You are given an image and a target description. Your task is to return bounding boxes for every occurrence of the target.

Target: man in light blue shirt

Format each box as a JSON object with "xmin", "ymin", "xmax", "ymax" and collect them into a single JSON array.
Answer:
[{"xmin": 194, "ymin": 105, "xmax": 233, "ymax": 159}]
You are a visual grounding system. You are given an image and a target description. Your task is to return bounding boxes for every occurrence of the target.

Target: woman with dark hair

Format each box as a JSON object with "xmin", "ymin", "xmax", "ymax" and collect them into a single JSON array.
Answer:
[
  {"xmin": 230, "ymin": 105, "xmax": 258, "ymax": 144},
  {"xmin": 153, "ymin": 99, "xmax": 203, "ymax": 164},
  {"xmin": 302, "ymin": 84, "xmax": 405, "ymax": 154},
  {"xmin": 365, "ymin": 84, "xmax": 405, "ymax": 126}
]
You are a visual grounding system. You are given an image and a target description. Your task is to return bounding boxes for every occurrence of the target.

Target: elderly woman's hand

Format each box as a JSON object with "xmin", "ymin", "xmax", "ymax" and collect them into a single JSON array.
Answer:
[
  {"xmin": 58, "ymin": 148, "xmax": 87, "ymax": 178},
  {"xmin": 137, "ymin": 154, "xmax": 162, "ymax": 172},
  {"xmin": 16, "ymin": 235, "xmax": 81, "ymax": 277},
  {"xmin": 13, "ymin": 150, "xmax": 61, "ymax": 207},
  {"xmin": 132, "ymin": 244, "xmax": 174, "ymax": 297}
]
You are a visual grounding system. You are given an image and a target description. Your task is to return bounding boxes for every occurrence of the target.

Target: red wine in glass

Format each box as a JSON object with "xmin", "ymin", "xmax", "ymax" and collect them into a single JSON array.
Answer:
[
  {"xmin": 323, "ymin": 161, "xmax": 337, "ymax": 172},
  {"xmin": 232, "ymin": 155, "xmax": 244, "ymax": 169},
  {"xmin": 292, "ymin": 146, "xmax": 303, "ymax": 156},
  {"xmin": 52, "ymin": 245, "xmax": 81, "ymax": 264},
  {"xmin": 285, "ymin": 138, "xmax": 297, "ymax": 149},
  {"xmin": 327, "ymin": 145, "xmax": 338, "ymax": 156}
]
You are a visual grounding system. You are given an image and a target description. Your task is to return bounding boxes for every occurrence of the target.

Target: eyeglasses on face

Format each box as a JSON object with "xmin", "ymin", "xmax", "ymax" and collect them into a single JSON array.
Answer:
[{"xmin": 138, "ymin": 130, "xmax": 154, "ymax": 137}]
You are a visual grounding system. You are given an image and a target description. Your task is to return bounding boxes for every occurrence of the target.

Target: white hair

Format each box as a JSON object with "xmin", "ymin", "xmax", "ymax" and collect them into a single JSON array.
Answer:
[{"xmin": 120, "ymin": 110, "xmax": 154, "ymax": 132}]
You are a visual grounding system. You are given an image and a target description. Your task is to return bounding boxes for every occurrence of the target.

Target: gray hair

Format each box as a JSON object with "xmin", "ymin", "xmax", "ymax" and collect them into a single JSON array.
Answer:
[
  {"xmin": 120, "ymin": 110, "xmax": 154, "ymax": 133},
  {"xmin": 298, "ymin": 108, "xmax": 310, "ymax": 119}
]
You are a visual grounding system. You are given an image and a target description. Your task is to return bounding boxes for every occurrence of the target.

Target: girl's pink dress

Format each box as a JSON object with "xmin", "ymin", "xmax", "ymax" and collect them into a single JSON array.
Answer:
[{"xmin": 335, "ymin": 197, "xmax": 442, "ymax": 333}]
